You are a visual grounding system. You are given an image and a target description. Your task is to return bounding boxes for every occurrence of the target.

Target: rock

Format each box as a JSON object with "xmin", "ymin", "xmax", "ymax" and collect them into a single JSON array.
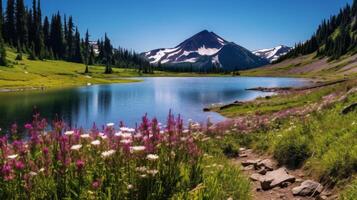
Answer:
[
  {"xmin": 341, "ymin": 103, "xmax": 357, "ymax": 115},
  {"xmin": 280, "ymin": 181, "xmax": 291, "ymax": 188},
  {"xmin": 257, "ymin": 167, "xmax": 267, "ymax": 175},
  {"xmin": 250, "ymin": 173, "xmax": 265, "ymax": 182},
  {"xmin": 292, "ymin": 180, "xmax": 323, "ymax": 196},
  {"xmin": 256, "ymin": 159, "xmax": 275, "ymax": 171},
  {"xmin": 241, "ymin": 159, "xmax": 261, "ymax": 167},
  {"xmin": 239, "ymin": 153, "xmax": 248, "ymax": 158},
  {"xmin": 203, "ymin": 107, "xmax": 211, "ymax": 112},
  {"xmin": 317, "ymin": 195, "xmax": 328, "ymax": 200},
  {"xmin": 296, "ymin": 178, "xmax": 303, "ymax": 183},
  {"xmin": 260, "ymin": 168, "xmax": 295, "ymax": 190},
  {"xmin": 243, "ymin": 165, "xmax": 254, "ymax": 171}
]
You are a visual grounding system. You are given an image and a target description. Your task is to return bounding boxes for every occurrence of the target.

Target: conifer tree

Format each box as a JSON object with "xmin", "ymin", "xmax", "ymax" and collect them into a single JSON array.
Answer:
[
  {"xmin": 15, "ymin": 0, "xmax": 27, "ymax": 49},
  {"xmin": 103, "ymin": 33, "xmax": 113, "ymax": 74},
  {"xmin": 4, "ymin": 0, "xmax": 16, "ymax": 45},
  {"xmin": 73, "ymin": 27, "xmax": 82, "ymax": 63},
  {"xmin": 84, "ymin": 30, "xmax": 90, "ymax": 73},
  {"xmin": 67, "ymin": 16, "xmax": 74, "ymax": 60}
]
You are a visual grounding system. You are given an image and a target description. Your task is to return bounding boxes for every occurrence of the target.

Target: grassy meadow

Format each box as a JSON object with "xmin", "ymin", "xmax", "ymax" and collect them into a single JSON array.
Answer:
[{"xmin": 213, "ymin": 78, "xmax": 357, "ymax": 198}]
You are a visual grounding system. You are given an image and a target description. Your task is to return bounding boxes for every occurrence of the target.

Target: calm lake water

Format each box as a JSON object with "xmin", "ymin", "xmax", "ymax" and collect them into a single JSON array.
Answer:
[{"xmin": 0, "ymin": 77, "xmax": 309, "ymax": 131}]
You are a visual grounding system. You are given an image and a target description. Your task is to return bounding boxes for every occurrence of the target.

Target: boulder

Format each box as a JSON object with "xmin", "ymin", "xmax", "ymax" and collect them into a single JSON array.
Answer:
[
  {"xmin": 341, "ymin": 103, "xmax": 357, "ymax": 115},
  {"xmin": 241, "ymin": 159, "xmax": 261, "ymax": 167},
  {"xmin": 250, "ymin": 173, "xmax": 265, "ymax": 182},
  {"xmin": 256, "ymin": 159, "xmax": 275, "ymax": 171},
  {"xmin": 260, "ymin": 168, "xmax": 295, "ymax": 190},
  {"xmin": 292, "ymin": 180, "xmax": 323, "ymax": 196},
  {"xmin": 257, "ymin": 167, "xmax": 267, "ymax": 175}
]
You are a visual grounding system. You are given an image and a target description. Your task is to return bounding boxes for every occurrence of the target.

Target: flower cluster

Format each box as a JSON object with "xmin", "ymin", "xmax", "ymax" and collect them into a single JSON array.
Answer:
[{"xmin": 0, "ymin": 112, "xmax": 202, "ymax": 199}]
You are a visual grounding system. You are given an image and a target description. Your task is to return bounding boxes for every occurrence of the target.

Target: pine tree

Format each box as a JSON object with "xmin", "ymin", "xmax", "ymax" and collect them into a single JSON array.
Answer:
[
  {"xmin": 103, "ymin": 33, "xmax": 113, "ymax": 74},
  {"xmin": 43, "ymin": 16, "xmax": 50, "ymax": 47},
  {"xmin": 0, "ymin": 39, "xmax": 7, "ymax": 66},
  {"xmin": 0, "ymin": 0, "xmax": 3, "ymax": 33},
  {"xmin": 4, "ymin": 0, "xmax": 16, "ymax": 45},
  {"xmin": 50, "ymin": 13, "xmax": 64, "ymax": 59},
  {"xmin": 84, "ymin": 30, "xmax": 90, "ymax": 73},
  {"xmin": 15, "ymin": 0, "xmax": 27, "ymax": 49},
  {"xmin": 66, "ymin": 16, "xmax": 74, "ymax": 60},
  {"xmin": 73, "ymin": 27, "xmax": 82, "ymax": 63}
]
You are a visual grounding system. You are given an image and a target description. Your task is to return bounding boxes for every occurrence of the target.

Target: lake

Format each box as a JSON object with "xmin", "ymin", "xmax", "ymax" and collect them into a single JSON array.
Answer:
[{"xmin": 0, "ymin": 77, "xmax": 309, "ymax": 131}]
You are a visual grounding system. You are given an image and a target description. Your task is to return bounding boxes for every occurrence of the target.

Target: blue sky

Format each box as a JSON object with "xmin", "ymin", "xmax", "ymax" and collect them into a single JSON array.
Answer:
[{"xmin": 22, "ymin": 0, "xmax": 352, "ymax": 52}]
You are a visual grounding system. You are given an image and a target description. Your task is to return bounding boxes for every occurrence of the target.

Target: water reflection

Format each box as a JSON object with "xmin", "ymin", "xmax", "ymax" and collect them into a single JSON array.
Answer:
[{"xmin": 0, "ymin": 77, "xmax": 308, "ymax": 132}]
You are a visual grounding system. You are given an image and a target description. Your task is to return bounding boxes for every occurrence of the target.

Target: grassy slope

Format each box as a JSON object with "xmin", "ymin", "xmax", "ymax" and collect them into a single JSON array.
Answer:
[
  {"xmin": 215, "ymin": 77, "xmax": 357, "ymax": 197},
  {"xmin": 0, "ymin": 49, "xmax": 145, "ymax": 89},
  {"xmin": 240, "ymin": 53, "xmax": 357, "ymax": 80}
]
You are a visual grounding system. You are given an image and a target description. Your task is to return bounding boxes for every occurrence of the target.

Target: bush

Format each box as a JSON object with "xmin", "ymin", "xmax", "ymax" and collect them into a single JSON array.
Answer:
[
  {"xmin": 273, "ymin": 127, "xmax": 311, "ymax": 169},
  {"xmin": 15, "ymin": 53, "xmax": 22, "ymax": 61}
]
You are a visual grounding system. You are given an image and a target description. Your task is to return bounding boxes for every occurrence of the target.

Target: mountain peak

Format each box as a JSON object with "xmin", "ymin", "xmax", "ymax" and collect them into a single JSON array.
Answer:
[
  {"xmin": 175, "ymin": 30, "xmax": 227, "ymax": 50},
  {"xmin": 142, "ymin": 30, "xmax": 268, "ymax": 71}
]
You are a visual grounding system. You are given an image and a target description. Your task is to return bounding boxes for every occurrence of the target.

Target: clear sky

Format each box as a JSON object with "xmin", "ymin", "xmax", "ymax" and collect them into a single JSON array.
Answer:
[{"xmin": 22, "ymin": 0, "xmax": 352, "ymax": 52}]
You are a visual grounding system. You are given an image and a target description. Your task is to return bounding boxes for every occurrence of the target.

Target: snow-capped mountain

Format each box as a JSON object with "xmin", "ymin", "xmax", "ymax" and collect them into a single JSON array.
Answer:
[
  {"xmin": 252, "ymin": 45, "xmax": 292, "ymax": 63},
  {"xmin": 143, "ymin": 30, "xmax": 268, "ymax": 71}
]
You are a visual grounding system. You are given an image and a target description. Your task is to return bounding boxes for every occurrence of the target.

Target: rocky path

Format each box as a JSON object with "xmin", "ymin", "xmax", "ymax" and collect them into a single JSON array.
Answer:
[{"xmin": 233, "ymin": 148, "xmax": 337, "ymax": 200}]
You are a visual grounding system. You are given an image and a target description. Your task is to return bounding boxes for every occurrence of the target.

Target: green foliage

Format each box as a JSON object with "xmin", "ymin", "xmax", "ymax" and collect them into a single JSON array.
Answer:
[
  {"xmin": 278, "ymin": 0, "xmax": 357, "ymax": 62},
  {"xmin": 15, "ymin": 53, "xmax": 22, "ymax": 61},
  {"xmin": 341, "ymin": 178, "xmax": 357, "ymax": 199},
  {"xmin": 273, "ymin": 125, "xmax": 311, "ymax": 168}
]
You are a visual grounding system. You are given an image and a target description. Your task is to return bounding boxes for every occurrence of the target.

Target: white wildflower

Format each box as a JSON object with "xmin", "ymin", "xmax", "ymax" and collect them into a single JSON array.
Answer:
[
  {"xmin": 39, "ymin": 168, "xmax": 45, "ymax": 172},
  {"xmin": 80, "ymin": 134, "xmax": 90, "ymax": 138},
  {"xmin": 70, "ymin": 144, "xmax": 82, "ymax": 151},
  {"xmin": 127, "ymin": 184, "xmax": 133, "ymax": 190},
  {"xmin": 120, "ymin": 139, "xmax": 132, "ymax": 144},
  {"xmin": 136, "ymin": 166, "xmax": 147, "ymax": 173},
  {"xmin": 101, "ymin": 150, "xmax": 116, "ymax": 158},
  {"xmin": 146, "ymin": 169, "xmax": 159, "ymax": 176},
  {"xmin": 7, "ymin": 154, "xmax": 18, "ymax": 159},
  {"xmin": 106, "ymin": 123, "xmax": 115, "ymax": 127},
  {"xmin": 29, "ymin": 171, "xmax": 38, "ymax": 176},
  {"xmin": 146, "ymin": 154, "xmax": 159, "ymax": 161},
  {"xmin": 91, "ymin": 140, "xmax": 100, "ymax": 146},
  {"xmin": 130, "ymin": 146, "xmax": 146, "ymax": 153},
  {"xmin": 64, "ymin": 131, "xmax": 74, "ymax": 136},
  {"xmin": 100, "ymin": 135, "xmax": 108, "ymax": 140}
]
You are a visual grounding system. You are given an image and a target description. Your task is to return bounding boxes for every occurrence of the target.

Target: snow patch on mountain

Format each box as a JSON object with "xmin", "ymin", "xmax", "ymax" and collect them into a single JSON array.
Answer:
[{"xmin": 253, "ymin": 45, "xmax": 292, "ymax": 63}]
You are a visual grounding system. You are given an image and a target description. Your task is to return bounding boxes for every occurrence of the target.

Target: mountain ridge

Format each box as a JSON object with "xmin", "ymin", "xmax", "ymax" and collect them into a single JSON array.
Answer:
[{"xmin": 142, "ymin": 30, "xmax": 269, "ymax": 72}]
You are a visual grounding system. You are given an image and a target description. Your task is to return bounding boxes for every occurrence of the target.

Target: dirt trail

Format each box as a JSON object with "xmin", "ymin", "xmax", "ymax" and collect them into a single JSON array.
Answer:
[{"xmin": 232, "ymin": 148, "xmax": 337, "ymax": 200}]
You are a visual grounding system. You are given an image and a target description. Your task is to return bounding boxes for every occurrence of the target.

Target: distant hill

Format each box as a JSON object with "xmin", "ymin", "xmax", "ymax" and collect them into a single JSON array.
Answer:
[{"xmin": 142, "ymin": 30, "xmax": 268, "ymax": 72}]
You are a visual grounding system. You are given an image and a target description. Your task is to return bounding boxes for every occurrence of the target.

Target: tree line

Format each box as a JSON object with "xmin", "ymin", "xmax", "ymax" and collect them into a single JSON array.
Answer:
[
  {"xmin": 276, "ymin": 0, "xmax": 357, "ymax": 62},
  {"xmin": 0, "ymin": 0, "xmax": 152, "ymax": 73}
]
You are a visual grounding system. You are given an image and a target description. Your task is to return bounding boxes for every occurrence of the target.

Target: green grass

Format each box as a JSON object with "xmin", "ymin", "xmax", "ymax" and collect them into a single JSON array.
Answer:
[
  {"xmin": 212, "ymin": 79, "xmax": 357, "ymax": 198},
  {"xmin": 0, "ymin": 48, "xmax": 141, "ymax": 89},
  {"xmin": 0, "ymin": 48, "xmax": 234, "ymax": 90},
  {"xmin": 216, "ymin": 81, "xmax": 347, "ymax": 118},
  {"xmin": 240, "ymin": 53, "xmax": 357, "ymax": 80}
]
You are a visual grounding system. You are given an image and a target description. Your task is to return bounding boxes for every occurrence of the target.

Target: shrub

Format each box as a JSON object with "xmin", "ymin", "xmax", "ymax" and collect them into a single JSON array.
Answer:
[
  {"xmin": 273, "ymin": 127, "xmax": 311, "ymax": 169},
  {"xmin": 15, "ymin": 53, "xmax": 22, "ymax": 61}
]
